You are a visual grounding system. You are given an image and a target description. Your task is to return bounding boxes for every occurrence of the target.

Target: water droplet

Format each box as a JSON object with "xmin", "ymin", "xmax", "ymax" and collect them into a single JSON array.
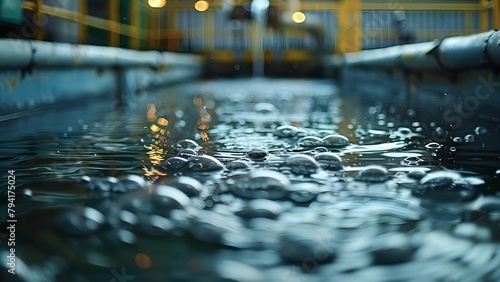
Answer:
[
  {"xmin": 140, "ymin": 215, "xmax": 174, "ymax": 236},
  {"xmin": 434, "ymin": 127, "xmax": 448, "ymax": 140},
  {"xmin": 235, "ymin": 199, "xmax": 283, "ymax": 219},
  {"xmin": 254, "ymin": 102, "xmax": 276, "ymax": 114},
  {"xmin": 407, "ymin": 170, "xmax": 426, "ymax": 179},
  {"xmin": 56, "ymin": 207, "xmax": 105, "ymax": 235},
  {"xmin": 282, "ymin": 154, "xmax": 318, "ymax": 175},
  {"xmin": 279, "ymin": 223, "xmax": 335, "ymax": 264},
  {"xmin": 151, "ymin": 185, "xmax": 191, "ymax": 210},
  {"xmin": 118, "ymin": 175, "xmax": 147, "ymax": 191},
  {"xmin": 425, "ymin": 142, "xmax": 442, "ymax": 150},
  {"xmin": 298, "ymin": 136, "xmax": 322, "ymax": 148},
  {"xmin": 354, "ymin": 165, "xmax": 389, "ymax": 182},
  {"xmin": 452, "ymin": 136, "xmax": 463, "ymax": 143},
  {"xmin": 173, "ymin": 139, "xmax": 199, "ymax": 150},
  {"xmin": 229, "ymin": 170, "xmax": 290, "ymax": 200},
  {"xmin": 177, "ymin": 149, "xmax": 198, "ymax": 159},
  {"xmin": 163, "ymin": 156, "xmax": 187, "ymax": 170},
  {"xmin": 226, "ymin": 160, "xmax": 250, "ymax": 170},
  {"xmin": 247, "ymin": 148, "xmax": 268, "ymax": 160},
  {"xmin": 394, "ymin": 127, "xmax": 415, "ymax": 139},
  {"xmin": 165, "ymin": 176, "xmax": 202, "ymax": 197},
  {"xmin": 185, "ymin": 155, "xmax": 225, "ymax": 171},
  {"xmin": 464, "ymin": 134, "xmax": 475, "ymax": 143},
  {"xmin": 274, "ymin": 125, "xmax": 299, "ymax": 138},
  {"xmin": 288, "ymin": 183, "xmax": 319, "ymax": 203},
  {"xmin": 450, "ymin": 147, "xmax": 456, "ymax": 152},
  {"xmin": 354, "ymin": 128, "xmax": 367, "ymax": 137},
  {"xmin": 370, "ymin": 232, "xmax": 417, "ymax": 265},
  {"xmin": 474, "ymin": 126, "xmax": 488, "ymax": 135},
  {"xmin": 321, "ymin": 134, "xmax": 350, "ymax": 147},
  {"xmin": 413, "ymin": 171, "xmax": 476, "ymax": 202},
  {"xmin": 314, "ymin": 152, "xmax": 343, "ymax": 170},
  {"xmin": 407, "ymin": 108, "xmax": 416, "ymax": 117}
]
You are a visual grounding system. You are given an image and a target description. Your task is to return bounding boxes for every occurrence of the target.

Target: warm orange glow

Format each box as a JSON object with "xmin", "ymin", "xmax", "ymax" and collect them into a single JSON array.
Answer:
[
  {"xmin": 157, "ymin": 117, "xmax": 169, "ymax": 126},
  {"xmin": 193, "ymin": 97, "xmax": 203, "ymax": 106},
  {"xmin": 146, "ymin": 104, "xmax": 158, "ymax": 122},
  {"xmin": 194, "ymin": 0, "xmax": 209, "ymax": 12},
  {"xmin": 135, "ymin": 253, "xmax": 152, "ymax": 269},
  {"xmin": 150, "ymin": 124, "xmax": 161, "ymax": 132},
  {"xmin": 148, "ymin": 0, "xmax": 166, "ymax": 8},
  {"xmin": 292, "ymin": 11, "xmax": 306, "ymax": 24}
]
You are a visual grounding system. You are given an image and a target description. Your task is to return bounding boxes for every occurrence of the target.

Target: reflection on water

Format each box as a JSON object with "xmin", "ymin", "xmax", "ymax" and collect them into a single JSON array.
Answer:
[{"xmin": 0, "ymin": 78, "xmax": 499, "ymax": 281}]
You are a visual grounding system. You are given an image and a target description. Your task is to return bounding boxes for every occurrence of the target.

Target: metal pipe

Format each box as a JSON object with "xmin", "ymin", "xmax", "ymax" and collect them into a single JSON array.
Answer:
[
  {"xmin": 327, "ymin": 30, "xmax": 500, "ymax": 73},
  {"xmin": 0, "ymin": 39, "xmax": 203, "ymax": 69}
]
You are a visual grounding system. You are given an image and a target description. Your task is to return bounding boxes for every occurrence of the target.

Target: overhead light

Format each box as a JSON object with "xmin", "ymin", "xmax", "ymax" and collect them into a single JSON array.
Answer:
[
  {"xmin": 148, "ymin": 0, "xmax": 166, "ymax": 8},
  {"xmin": 194, "ymin": 0, "xmax": 209, "ymax": 12},
  {"xmin": 292, "ymin": 11, "xmax": 306, "ymax": 24}
]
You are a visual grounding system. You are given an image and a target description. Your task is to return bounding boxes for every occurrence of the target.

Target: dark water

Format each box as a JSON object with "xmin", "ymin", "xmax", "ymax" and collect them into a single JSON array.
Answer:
[{"xmin": 1, "ymin": 78, "xmax": 499, "ymax": 282}]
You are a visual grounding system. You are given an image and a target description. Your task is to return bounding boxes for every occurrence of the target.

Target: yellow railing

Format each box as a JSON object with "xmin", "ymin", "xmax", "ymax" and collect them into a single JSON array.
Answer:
[{"xmin": 19, "ymin": 0, "xmax": 500, "ymax": 54}]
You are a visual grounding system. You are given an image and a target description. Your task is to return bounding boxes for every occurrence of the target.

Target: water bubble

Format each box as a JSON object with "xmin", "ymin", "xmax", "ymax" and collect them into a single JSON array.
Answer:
[
  {"xmin": 464, "ymin": 134, "xmax": 475, "ymax": 143},
  {"xmin": 254, "ymin": 102, "xmax": 277, "ymax": 114},
  {"xmin": 279, "ymin": 223, "xmax": 335, "ymax": 264},
  {"xmin": 474, "ymin": 126, "xmax": 488, "ymax": 135},
  {"xmin": 177, "ymin": 149, "xmax": 198, "ymax": 159},
  {"xmin": 140, "ymin": 215, "xmax": 174, "ymax": 236},
  {"xmin": 403, "ymin": 156, "xmax": 423, "ymax": 166},
  {"xmin": 313, "ymin": 147, "xmax": 329, "ymax": 153},
  {"xmin": 314, "ymin": 152, "xmax": 343, "ymax": 170},
  {"xmin": 151, "ymin": 185, "xmax": 191, "ymax": 210},
  {"xmin": 165, "ymin": 176, "xmax": 203, "ymax": 197},
  {"xmin": 321, "ymin": 134, "xmax": 350, "ymax": 147},
  {"xmin": 413, "ymin": 171, "xmax": 476, "ymax": 202},
  {"xmin": 452, "ymin": 136, "xmax": 463, "ymax": 143},
  {"xmin": 450, "ymin": 147, "xmax": 456, "ymax": 152},
  {"xmin": 394, "ymin": 127, "xmax": 415, "ymax": 139},
  {"xmin": 246, "ymin": 148, "xmax": 268, "ymax": 160},
  {"xmin": 274, "ymin": 125, "xmax": 299, "ymax": 138},
  {"xmin": 56, "ymin": 207, "xmax": 105, "ymax": 235},
  {"xmin": 118, "ymin": 175, "xmax": 147, "ymax": 191},
  {"xmin": 370, "ymin": 233, "xmax": 417, "ymax": 265},
  {"xmin": 407, "ymin": 108, "xmax": 416, "ymax": 117},
  {"xmin": 226, "ymin": 160, "xmax": 251, "ymax": 170},
  {"xmin": 354, "ymin": 165, "xmax": 389, "ymax": 182},
  {"xmin": 173, "ymin": 139, "xmax": 199, "ymax": 150},
  {"xmin": 425, "ymin": 142, "xmax": 442, "ymax": 150},
  {"xmin": 229, "ymin": 169, "xmax": 290, "ymax": 200},
  {"xmin": 282, "ymin": 154, "xmax": 319, "ymax": 175},
  {"xmin": 354, "ymin": 128, "xmax": 367, "ymax": 137},
  {"xmin": 163, "ymin": 156, "xmax": 187, "ymax": 170},
  {"xmin": 235, "ymin": 199, "xmax": 283, "ymax": 219},
  {"xmin": 298, "ymin": 136, "xmax": 322, "ymax": 148},
  {"xmin": 185, "ymin": 155, "xmax": 225, "ymax": 171},
  {"xmin": 407, "ymin": 170, "xmax": 426, "ymax": 179},
  {"xmin": 434, "ymin": 127, "xmax": 448, "ymax": 140},
  {"xmin": 288, "ymin": 183, "xmax": 319, "ymax": 203}
]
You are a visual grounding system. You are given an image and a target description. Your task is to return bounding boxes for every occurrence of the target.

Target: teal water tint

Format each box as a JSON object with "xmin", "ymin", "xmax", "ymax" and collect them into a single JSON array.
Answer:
[{"xmin": 0, "ymin": 78, "xmax": 499, "ymax": 282}]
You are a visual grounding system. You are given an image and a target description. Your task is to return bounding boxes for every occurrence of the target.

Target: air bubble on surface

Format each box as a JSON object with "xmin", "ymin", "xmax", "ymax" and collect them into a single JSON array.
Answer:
[
  {"xmin": 185, "ymin": 155, "xmax": 225, "ymax": 171},
  {"xmin": 298, "ymin": 136, "xmax": 323, "ymax": 148},
  {"xmin": 56, "ymin": 207, "xmax": 105, "ymax": 235},
  {"xmin": 163, "ymin": 176, "xmax": 203, "ymax": 197},
  {"xmin": 288, "ymin": 182, "xmax": 319, "ymax": 203},
  {"xmin": 274, "ymin": 125, "xmax": 299, "ymax": 138},
  {"xmin": 173, "ymin": 139, "xmax": 200, "ymax": 150},
  {"xmin": 282, "ymin": 154, "xmax": 319, "ymax": 175},
  {"xmin": 177, "ymin": 148, "xmax": 198, "ymax": 159},
  {"xmin": 354, "ymin": 165, "xmax": 389, "ymax": 182},
  {"xmin": 226, "ymin": 159, "xmax": 251, "ymax": 170},
  {"xmin": 314, "ymin": 152, "xmax": 343, "ymax": 170},
  {"xmin": 229, "ymin": 169, "xmax": 291, "ymax": 200},
  {"xmin": 370, "ymin": 232, "xmax": 417, "ymax": 265},
  {"xmin": 150, "ymin": 185, "xmax": 191, "ymax": 210},
  {"xmin": 425, "ymin": 142, "xmax": 442, "ymax": 150},
  {"xmin": 474, "ymin": 126, "xmax": 488, "ymax": 135},
  {"xmin": 412, "ymin": 171, "xmax": 476, "ymax": 202},
  {"xmin": 163, "ymin": 156, "xmax": 187, "ymax": 170},
  {"xmin": 321, "ymin": 134, "xmax": 350, "ymax": 147},
  {"xmin": 235, "ymin": 199, "xmax": 283, "ymax": 219},
  {"xmin": 464, "ymin": 134, "xmax": 475, "ymax": 143},
  {"xmin": 247, "ymin": 148, "xmax": 269, "ymax": 160}
]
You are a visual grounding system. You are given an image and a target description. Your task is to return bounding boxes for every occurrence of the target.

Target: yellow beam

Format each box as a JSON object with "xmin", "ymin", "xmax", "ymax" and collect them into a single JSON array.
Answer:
[
  {"xmin": 34, "ymin": 0, "xmax": 44, "ymax": 40},
  {"xmin": 109, "ymin": 0, "xmax": 119, "ymax": 46},
  {"xmin": 130, "ymin": 0, "xmax": 139, "ymax": 49},
  {"xmin": 204, "ymin": 9, "xmax": 214, "ymax": 51},
  {"xmin": 22, "ymin": 1, "xmax": 147, "ymax": 40},
  {"xmin": 480, "ymin": 0, "xmax": 489, "ymax": 32},
  {"xmin": 337, "ymin": 0, "xmax": 361, "ymax": 54},
  {"xmin": 78, "ymin": 0, "xmax": 87, "ymax": 44},
  {"xmin": 493, "ymin": 0, "xmax": 500, "ymax": 29}
]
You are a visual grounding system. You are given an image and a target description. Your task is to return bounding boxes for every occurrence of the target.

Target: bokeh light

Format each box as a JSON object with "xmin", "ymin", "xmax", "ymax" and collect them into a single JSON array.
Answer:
[
  {"xmin": 292, "ymin": 11, "xmax": 306, "ymax": 24},
  {"xmin": 148, "ymin": 0, "xmax": 166, "ymax": 8},
  {"xmin": 194, "ymin": 0, "xmax": 209, "ymax": 12}
]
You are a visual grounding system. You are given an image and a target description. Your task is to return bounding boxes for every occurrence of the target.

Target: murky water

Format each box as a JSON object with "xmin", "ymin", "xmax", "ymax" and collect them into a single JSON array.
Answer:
[{"xmin": 1, "ymin": 78, "xmax": 499, "ymax": 282}]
